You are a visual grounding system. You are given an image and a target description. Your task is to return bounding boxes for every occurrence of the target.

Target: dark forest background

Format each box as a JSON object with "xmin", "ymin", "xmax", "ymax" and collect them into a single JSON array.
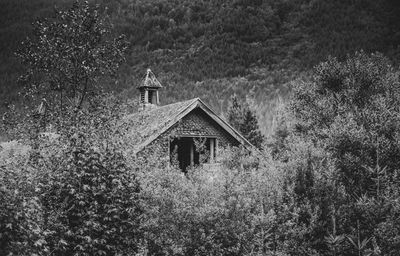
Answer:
[
  {"xmin": 3, "ymin": 2, "xmax": 400, "ymax": 255},
  {"xmin": 1, "ymin": 0, "xmax": 400, "ymax": 134}
]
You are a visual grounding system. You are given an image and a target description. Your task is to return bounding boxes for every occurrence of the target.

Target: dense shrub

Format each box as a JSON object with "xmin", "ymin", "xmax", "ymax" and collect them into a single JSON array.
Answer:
[
  {"xmin": 3, "ymin": 1, "xmax": 400, "ymax": 255},
  {"xmin": 273, "ymin": 52, "xmax": 400, "ymax": 255},
  {"xmin": 0, "ymin": 95, "xmax": 142, "ymax": 256},
  {"xmin": 133, "ymin": 147, "xmax": 284, "ymax": 256}
]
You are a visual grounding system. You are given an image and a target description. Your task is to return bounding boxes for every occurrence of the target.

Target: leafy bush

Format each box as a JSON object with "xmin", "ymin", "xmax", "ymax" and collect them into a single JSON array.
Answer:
[
  {"xmin": 272, "ymin": 51, "xmax": 400, "ymax": 255},
  {"xmin": 1, "ymin": 95, "xmax": 142, "ymax": 256},
  {"xmin": 134, "ymin": 147, "xmax": 285, "ymax": 256}
]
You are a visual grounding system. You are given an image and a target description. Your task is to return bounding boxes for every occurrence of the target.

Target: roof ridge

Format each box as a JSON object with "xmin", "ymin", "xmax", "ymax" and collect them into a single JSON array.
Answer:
[
  {"xmin": 123, "ymin": 97, "xmax": 254, "ymax": 155},
  {"xmin": 152, "ymin": 97, "xmax": 198, "ymax": 111}
]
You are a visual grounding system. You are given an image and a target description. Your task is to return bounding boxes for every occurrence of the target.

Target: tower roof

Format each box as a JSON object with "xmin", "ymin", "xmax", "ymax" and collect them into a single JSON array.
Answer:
[{"xmin": 138, "ymin": 69, "xmax": 163, "ymax": 89}]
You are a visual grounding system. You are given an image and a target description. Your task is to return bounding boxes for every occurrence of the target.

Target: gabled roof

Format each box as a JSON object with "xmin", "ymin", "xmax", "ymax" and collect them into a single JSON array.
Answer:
[
  {"xmin": 123, "ymin": 98, "xmax": 253, "ymax": 154},
  {"xmin": 138, "ymin": 69, "xmax": 163, "ymax": 89}
]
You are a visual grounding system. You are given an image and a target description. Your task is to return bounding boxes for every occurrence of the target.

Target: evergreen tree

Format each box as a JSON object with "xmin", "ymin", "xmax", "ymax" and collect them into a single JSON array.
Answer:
[
  {"xmin": 227, "ymin": 94, "xmax": 264, "ymax": 149},
  {"xmin": 227, "ymin": 94, "xmax": 243, "ymax": 132}
]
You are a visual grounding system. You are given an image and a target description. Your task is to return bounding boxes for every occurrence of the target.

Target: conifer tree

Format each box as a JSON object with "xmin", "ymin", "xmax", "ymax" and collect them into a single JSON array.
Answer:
[
  {"xmin": 227, "ymin": 94, "xmax": 243, "ymax": 132},
  {"xmin": 227, "ymin": 94, "xmax": 264, "ymax": 149}
]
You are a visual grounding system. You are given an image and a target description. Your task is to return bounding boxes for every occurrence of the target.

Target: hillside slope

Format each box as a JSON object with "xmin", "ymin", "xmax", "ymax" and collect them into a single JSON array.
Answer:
[{"xmin": 1, "ymin": 0, "xmax": 400, "ymax": 134}]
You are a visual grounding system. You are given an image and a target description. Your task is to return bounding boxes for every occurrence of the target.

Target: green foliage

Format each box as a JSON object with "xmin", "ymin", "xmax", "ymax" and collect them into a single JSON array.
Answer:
[
  {"xmin": 134, "ymin": 147, "xmax": 285, "ymax": 256},
  {"xmin": 227, "ymin": 94, "xmax": 264, "ymax": 149},
  {"xmin": 2, "ymin": 3, "xmax": 140, "ymax": 251},
  {"xmin": 300, "ymin": 0, "xmax": 400, "ymax": 65},
  {"xmin": 0, "ymin": 158, "xmax": 42, "ymax": 256},
  {"xmin": 4, "ymin": 0, "xmax": 400, "ymax": 136},
  {"xmin": 290, "ymin": 51, "xmax": 400, "ymax": 196},
  {"xmin": 1, "ymin": 94, "xmax": 142, "ymax": 256},
  {"xmin": 3, "ymin": 1, "xmax": 400, "ymax": 255},
  {"xmin": 16, "ymin": 0, "xmax": 128, "ymax": 111},
  {"xmin": 268, "ymin": 52, "xmax": 400, "ymax": 255},
  {"xmin": 6, "ymin": 50, "xmax": 400, "ymax": 256}
]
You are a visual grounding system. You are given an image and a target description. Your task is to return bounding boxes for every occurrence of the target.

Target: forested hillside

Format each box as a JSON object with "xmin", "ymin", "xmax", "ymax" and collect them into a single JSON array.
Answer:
[
  {"xmin": 3, "ymin": 2, "xmax": 400, "ymax": 255},
  {"xmin": 1, "ymin": 0, "xmax": 400, "ymax": 134}
]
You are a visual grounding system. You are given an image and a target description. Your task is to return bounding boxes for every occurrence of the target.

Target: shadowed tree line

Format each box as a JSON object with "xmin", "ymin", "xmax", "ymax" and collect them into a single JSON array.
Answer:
[
  {"xmin": 1, "ymin": 0, "xmax": 400, "ymax": 135},
  {"xmin": 2, "ymin": 2, "xmax": 400, "ymax": 255}
]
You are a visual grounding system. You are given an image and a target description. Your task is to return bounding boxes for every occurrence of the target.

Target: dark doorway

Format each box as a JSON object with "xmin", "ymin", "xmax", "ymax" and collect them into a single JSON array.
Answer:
[
  {"xmin": 170, "ymin": 137, "xmax": 216, "ymax": 171},
  {"xmin": 170, "ymin": 137, "xmax": 195, "ymax": 171}
]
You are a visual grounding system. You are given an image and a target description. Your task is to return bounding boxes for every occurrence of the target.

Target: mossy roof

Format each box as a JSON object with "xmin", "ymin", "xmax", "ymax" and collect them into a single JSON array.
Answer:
[
  {"xmin": 123, "ymin": 98, "xmax": 253, "ymax": 154},
  {"xmin": 123, "ymin": 98, "xmax": 198, "ymax": 153}
]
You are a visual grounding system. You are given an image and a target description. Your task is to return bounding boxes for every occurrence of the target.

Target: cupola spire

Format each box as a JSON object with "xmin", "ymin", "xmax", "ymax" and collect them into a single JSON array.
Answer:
[{"xmin": 138, "ymin": 69, "xmax": 162, "ymax": 108}]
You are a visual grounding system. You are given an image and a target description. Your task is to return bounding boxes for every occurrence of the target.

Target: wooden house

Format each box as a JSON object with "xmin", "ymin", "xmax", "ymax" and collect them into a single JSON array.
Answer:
[{"xmin": 125, "ymin": 69, "xmax": 252, "ymax": 171}]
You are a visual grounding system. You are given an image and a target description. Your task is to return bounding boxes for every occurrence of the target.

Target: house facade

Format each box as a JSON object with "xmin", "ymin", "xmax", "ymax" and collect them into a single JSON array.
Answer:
[{"xmin": 125, "ymin": 69, "xmax": 252, "ymax": 171}]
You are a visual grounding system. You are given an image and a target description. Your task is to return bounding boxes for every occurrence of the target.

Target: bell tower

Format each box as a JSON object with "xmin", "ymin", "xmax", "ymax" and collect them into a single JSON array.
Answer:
[{"xmin": 138, "ymin": 69, "xmax": 162, "ymax": 108}]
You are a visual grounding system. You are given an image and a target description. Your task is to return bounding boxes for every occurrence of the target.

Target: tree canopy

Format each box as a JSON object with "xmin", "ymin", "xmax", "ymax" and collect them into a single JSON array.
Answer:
[
  {"xmin": 16, "ymin": 1, "xmax": 128, "ymax": 112},
  {"xmin": 290, "ymin": 51, "xmax": 400, "ymax": 195},
  {"xmin": 2, "ymin": 1, "xmax": 400, "ymax": 256},
  {"xmin": 2, "ymin": 0, "xmax": 400, "ymax": 136}
]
